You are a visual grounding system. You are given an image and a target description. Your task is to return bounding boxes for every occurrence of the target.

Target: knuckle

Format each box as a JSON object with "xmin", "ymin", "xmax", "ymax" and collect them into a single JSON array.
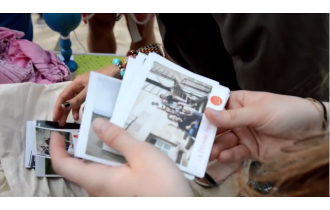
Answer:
[
  {"xmin": 227, "ymin": 110, "xmax": 238, "ymax": 121},
  {"xmin": 102, "ymin": 125, "xmax": 125, "ymax": 146}
]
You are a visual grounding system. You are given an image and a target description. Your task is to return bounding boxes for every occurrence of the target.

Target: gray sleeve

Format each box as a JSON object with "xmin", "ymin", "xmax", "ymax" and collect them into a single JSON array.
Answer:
[{"xmin": 212, "ymin": 14, "xmax": 329, "ymax": 101}]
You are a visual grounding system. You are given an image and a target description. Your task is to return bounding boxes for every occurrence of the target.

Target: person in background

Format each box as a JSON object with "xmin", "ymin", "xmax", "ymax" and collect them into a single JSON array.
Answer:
[
  {"xmin": 35, "ymin": 13, "xmax": 46, "ymax": 28},
  {"xmin": 0, "ymin": 13, "xmax": 33, "ymax": 41},
  {"xmin": 87, "ymin": 13, "xmax": 156, "ymax": 53}
]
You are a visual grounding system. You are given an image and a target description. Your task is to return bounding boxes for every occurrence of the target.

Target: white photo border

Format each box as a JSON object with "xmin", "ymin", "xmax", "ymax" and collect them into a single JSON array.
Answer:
[{"xmin": 103, "ymin": 53, "xmax": 230, "ymax": 177}]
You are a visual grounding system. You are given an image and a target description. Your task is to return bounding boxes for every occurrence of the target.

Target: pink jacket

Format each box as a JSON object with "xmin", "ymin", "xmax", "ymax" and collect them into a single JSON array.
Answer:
[{"xmin": 0, "ymin": 27, "xmax": 71, "ymax": 84}]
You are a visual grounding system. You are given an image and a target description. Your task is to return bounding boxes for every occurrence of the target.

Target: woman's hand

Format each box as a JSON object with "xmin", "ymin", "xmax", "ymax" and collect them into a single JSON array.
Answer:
[
  {"xmin": 206, "ymin": 90, "xmax": 325, "ymax": 163},
  {"xmin": 50, "ymin": 118, "xmax": 193, "ymax": 197},
  {"xmin": 53, "ymin": 65, "xmax": 120, "ymax": 126}
]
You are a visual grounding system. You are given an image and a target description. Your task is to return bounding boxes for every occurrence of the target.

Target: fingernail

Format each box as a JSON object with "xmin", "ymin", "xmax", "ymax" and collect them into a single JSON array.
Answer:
[
  {"xmin": 93, "ymin": 118, "xmax": 111, "ymax": 134},
  {"xmin": 208, "ymin": 108, "xmax": 220, "ymax": 118},
  {"xmin": 61, "ymin": 102, "xmax": 70, "ymax": 108}
]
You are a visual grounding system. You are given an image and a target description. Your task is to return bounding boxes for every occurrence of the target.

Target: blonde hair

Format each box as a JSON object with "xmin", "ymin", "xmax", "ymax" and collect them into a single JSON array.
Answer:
[{"xmin": 239, "ymin": 133, "xmax": 329, "ymax": 197}]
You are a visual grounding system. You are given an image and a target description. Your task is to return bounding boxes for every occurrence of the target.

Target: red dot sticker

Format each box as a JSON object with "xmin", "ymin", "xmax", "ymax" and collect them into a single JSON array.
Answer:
[
  {"xmin": 73, "ymin": 135, "xmax": 78, "ymax": 138},
  {"xmin": 210, "ymin": 96, "xmax": 222, "ymax": 106}
]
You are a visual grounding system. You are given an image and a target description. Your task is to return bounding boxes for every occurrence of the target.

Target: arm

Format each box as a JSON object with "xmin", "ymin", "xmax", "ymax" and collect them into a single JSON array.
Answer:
[{"xmin": 190, "ymin": 121, "xmax": 200, "ymax": 126}]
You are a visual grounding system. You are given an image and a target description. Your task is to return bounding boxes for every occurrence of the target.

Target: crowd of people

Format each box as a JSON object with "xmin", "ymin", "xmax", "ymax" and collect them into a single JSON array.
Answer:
[
  {"xmin": 155, "ymin": 91, "xmax": 204, "ymax": 138},
  {"xmin": 1, "ymin": 13, "xmax": 328, "ymax": 197}
]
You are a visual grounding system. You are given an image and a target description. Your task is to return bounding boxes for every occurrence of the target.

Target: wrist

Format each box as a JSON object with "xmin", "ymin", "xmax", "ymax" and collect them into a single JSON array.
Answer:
[
  {"xmin": 96, "ymin": 64, "xmax": 121, "ymax": 78},
  {"xmin": 305, "ymin": 98, "xmax": 325, "ymax": 132}
]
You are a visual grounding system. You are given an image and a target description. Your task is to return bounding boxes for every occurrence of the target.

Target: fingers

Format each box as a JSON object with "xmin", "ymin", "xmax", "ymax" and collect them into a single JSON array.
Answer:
[
  {"xmin": 210, "ymin": 131, "xmax": 239, "ymax": 161},
  {"xmin": 53, "ymin": 80, "xmax": 86, "ymax": 123},
  {"xmin": 49, "ymin": 132, "xmax": 113, "ymax": 191},
  {"xmin": 53, "ymin": 82, "xmax": 77, "ymax": 122},
  {"xmin": 205, "ymin": 107, "xmax": 256, "ymax": 130},
  {"xmin": 92, "ymin": 118, "xmax": 141, "ymax": 164},
  {"xmin": 218, "ymin": 145, "xmax": 251, "ymax": 163},
  {"xmin": 72, "ymin": 106, "xmax": 81, "ymax": 121},
  {"xmin": 54, "ymin": 88, "xmax": 87, "ymax": 126},
  {"xmin": 62, "ymin": 88, "xmax": 87, "ymax": 111},
  {"xmin": 58, "ymin": 110, "xmax": 70, "ymax": 126}
]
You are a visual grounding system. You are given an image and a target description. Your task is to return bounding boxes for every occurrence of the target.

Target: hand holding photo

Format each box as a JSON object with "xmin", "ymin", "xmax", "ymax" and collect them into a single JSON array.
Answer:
[
  {"xmin": 35, "ymin": 127, "xmax": 74, "ymax": 158},
  {"xmin": 103, "ymin": 53, "xmax": 230, "ymax": 177}
]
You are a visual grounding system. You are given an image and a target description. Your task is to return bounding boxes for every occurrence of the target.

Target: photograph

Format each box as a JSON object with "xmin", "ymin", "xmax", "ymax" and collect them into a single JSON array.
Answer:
[
  {"xmin": 36, "ymin": 120, "xmax": 80, "ymax": 130},
  {"xmin": 124, "ymin": 61, "xmax": 213, "ymax": 167},
  {"xmin": 35, "ymin": 127, "xmax": 73, "ymax": 157},
  {"xmin": 34, "ymin": 156, "xmax": 60, "ymax": 177},
  {"xmin": 44, "ymin": 158, "xmax": 56, "ymax": 175},
  {"xmin": 74, "ymin": 72, "xmax": 124, "ymax": 166},
  {"xmin": 85, "ymin": 112, "xmax": 126, "ymax": 164}
]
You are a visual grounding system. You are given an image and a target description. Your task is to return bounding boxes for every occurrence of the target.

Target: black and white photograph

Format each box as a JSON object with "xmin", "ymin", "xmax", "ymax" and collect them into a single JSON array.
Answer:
[
  {"xmin": 124, "ymin": 61, "xmax": 213, "ymax": 167},
  {"xmin": 35, "ymin": 127, "xmax": 73, "ymax": 157},
  {"xmin": 85, "ymin": 112, "xmax": 126, "ymax": 164}
]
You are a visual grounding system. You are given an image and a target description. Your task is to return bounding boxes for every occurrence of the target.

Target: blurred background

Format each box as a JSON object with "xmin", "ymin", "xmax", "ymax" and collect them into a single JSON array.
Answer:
[{"xmin": 32, "ymin": 13, "xmax": 162, "ymax": 54}]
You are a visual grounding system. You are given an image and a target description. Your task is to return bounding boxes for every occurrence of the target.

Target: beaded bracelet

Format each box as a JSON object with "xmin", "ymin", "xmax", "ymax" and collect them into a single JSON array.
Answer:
[
  {"xmin": 127, "ymin": 43, "xmax": 166, "ymax": 58},
  {"xmin": 112, "ymin": 58, "xmax": 126, "ymax": 77},
  {"xmin": 113, "ymin": 43, "xmax": 166, "ymax": 78}
]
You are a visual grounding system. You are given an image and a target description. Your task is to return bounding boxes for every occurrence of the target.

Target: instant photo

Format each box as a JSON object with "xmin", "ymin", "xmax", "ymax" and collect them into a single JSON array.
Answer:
[
  {"xmin": 123, "ymin": 61, "xmax": 212, "ymax": 167},
  {"xmin": 34, "ymin": 156, "xmax": 60, "ymax": 177},
  {"xmin": 104, "ymin": 53, "xmax": 230, "ymax": 177},
  {"xmin": 74, "ymin": 72, "xmax": 125, "ymax": 166},
  {"xmin": 35, "ymin": 127, "xmax": 73, "ymax": 158}
]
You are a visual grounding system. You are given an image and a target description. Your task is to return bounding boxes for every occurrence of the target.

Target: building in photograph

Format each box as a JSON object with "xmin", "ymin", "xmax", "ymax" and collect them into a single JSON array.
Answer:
[{"xmin": 125, "ymin": 62, "xmax": 212, "ymax": 166}]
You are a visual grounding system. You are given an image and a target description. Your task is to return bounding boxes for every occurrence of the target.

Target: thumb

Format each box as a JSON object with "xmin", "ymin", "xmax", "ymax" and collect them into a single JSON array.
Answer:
[
  {"xmin": 92, "ymin": 118, "xmax": 141, "ymax": 164},
  {"xmin": 205, "ymin": 107, "xmax": 256, "ymax": 129}
]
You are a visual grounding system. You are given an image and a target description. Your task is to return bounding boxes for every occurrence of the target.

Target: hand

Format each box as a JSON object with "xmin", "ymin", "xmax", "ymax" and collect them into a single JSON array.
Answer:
[
  {"xmin": 50, "ymin": 118, "xmax": 193, "ymax": 197},
  {"xmin": 53, "ymin": 65, "xmax": 120, "ymax": 126},
  {"xmin": 205, "ymin": 90, "xmax": 324, "ymax": 163}
]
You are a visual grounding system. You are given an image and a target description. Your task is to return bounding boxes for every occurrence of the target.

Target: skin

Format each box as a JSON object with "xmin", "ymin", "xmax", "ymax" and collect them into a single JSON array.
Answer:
[
  {"xmin": 50, "ymin": 118, "xmax": 193, "ymax": 197},
  {"xmin": 50, "ymin": 91, "xmax": 326, "ymax": 196},
  {"xmin": 87, "ymin": 14, "xmax": 156, "ymax": 53},
  {"xmin": 53, "ymin": 65, "xmax": 119, "ymax": 126},
  {"xmin": 206, "ymin": 91, "xmax": 326, "ymax": 163}
]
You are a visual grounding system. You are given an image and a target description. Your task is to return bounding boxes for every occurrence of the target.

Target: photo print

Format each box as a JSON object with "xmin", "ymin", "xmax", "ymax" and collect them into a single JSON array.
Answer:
[
  {"xmin": 123, "ymin": 61, "xmax": 213, "ymax": 167},
  {"xmin": 35, "ymin": 127, "xmax": 74, "ymax": 157}
]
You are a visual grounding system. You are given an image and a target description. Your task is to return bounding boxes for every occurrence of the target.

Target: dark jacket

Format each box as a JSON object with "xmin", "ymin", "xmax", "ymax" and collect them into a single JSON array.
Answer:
[{"xmin": 157, "ymin": 14, "xmax": 329, "ymax": 101}]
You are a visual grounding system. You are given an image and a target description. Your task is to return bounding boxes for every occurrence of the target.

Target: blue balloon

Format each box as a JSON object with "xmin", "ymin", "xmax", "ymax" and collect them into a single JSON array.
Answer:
[{"xmin": 43, "ymin": 13, "xmax": 81, "ymax": 37}]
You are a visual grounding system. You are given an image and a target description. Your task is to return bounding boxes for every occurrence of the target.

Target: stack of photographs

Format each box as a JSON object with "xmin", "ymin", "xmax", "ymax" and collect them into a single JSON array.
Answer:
[
  {"xmin": 25, "ymin": 120, "xmax": 80, "ymax": 177},
  {"xmin": 75, "ymin": 52, "xmax": 230, "ymax": 179}
]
